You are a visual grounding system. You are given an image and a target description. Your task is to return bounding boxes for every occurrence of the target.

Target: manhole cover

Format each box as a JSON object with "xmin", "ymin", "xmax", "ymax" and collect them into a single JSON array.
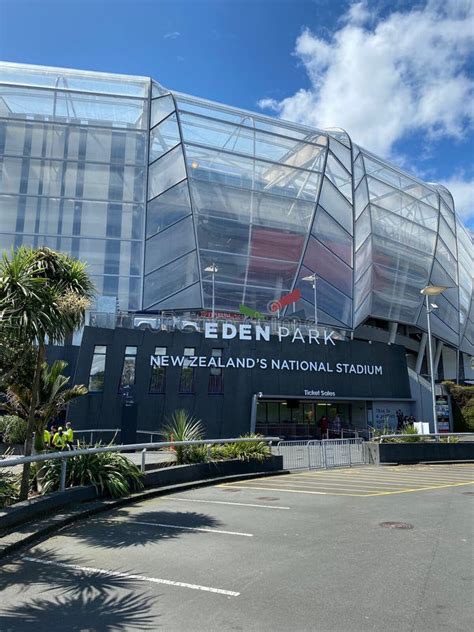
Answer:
[
  {"xmin": 380, "ymin": 521, "xmax": 414, "ymax": 530},
  {"xmin": 257, "ymin": 497, "xmax": 279, "ymax": 501},
  {"xmin": 462, "ymin": 491, "xmax": 474, "ymax": 496}
]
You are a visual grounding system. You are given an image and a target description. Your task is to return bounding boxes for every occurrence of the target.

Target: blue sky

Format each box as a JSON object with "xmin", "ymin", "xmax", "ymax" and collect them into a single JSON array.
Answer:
[{"xmin": 1, "ymin": 0, "xmax": 473, "ymax": 225}]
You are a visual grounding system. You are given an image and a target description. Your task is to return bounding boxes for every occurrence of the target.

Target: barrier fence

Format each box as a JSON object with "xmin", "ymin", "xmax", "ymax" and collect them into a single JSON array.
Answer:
[{"xmin": 275, "ymin": 438, "xmax": 367, "ymax": 470}]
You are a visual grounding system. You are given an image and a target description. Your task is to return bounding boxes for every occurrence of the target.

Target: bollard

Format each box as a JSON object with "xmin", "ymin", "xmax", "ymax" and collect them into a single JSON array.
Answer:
[
  {"xmin": 60, "ymin": 460, "xmax": 67, "ymax": 492},
  {"xmin": 141, "ymin": 448, "xmax": 147, "ymax": 472}
]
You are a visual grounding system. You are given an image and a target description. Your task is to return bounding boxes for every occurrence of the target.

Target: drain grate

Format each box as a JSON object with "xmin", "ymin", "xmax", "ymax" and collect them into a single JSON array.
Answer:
[
  {"xmin": 222, "ymin": 488, "xmax": 240, "ymax": 492},
  {"xmin": 380, "ymin": 521, "xmax": 414, "ymax": 530},
  {"xmin": 462, "ymin": 491, "xmax": 474, "ymax": 496},
  {"xmin": 257, "ymin": 497, "xmax": 279, "ymax": 501}
]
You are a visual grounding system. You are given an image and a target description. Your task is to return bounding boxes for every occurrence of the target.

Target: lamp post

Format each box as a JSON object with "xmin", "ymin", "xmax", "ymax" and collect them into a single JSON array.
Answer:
[
  {"xmin": 205, "ymin": 263, "xmax": 219, "ymax": 319},
  {"xmin": 420, "ymin": 285, "xmax": 449, "ymax": 434},
  {"xmin": 303, "ymin": 274, "xmax": 318, "ymax": 325}
]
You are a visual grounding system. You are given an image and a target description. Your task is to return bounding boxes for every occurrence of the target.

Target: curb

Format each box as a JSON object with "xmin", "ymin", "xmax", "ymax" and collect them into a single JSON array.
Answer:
[{"xmin": 0, "ymin": 469, "xmax": 289, "ymax": 561}]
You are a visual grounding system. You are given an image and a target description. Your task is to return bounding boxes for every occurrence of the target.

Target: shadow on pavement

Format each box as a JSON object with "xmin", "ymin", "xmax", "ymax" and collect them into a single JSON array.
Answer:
[
  {"xmin": 0, "ymin": 550, "xmax": 158, "ymax": 631},
  {"xmin": 59, "ymin": 509, "xmax": 222, "ymax": 549}
]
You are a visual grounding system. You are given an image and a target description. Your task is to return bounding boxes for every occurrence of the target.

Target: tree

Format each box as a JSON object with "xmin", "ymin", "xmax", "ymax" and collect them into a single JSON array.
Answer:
[
  {"xmin": 2, "ymin": 359, "xmax": 88, "ymax": 451},
  {"xmin": 0, "ymin": 246, "xmax": 94, "ymax": 500}
]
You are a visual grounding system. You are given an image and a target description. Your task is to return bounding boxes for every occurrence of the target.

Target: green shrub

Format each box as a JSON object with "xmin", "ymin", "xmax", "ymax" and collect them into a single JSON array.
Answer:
[
  {"xmin": 0, "ymin": 415, "xmax": 27, "ymax": 445},
  {"xmin": 160, "ymin": 409, "xmax": 205, "ymax": 465},
  {"xmin": 0, "ymin": 471, "xmax": 19, "ymax": 508},
  {"xmin": 33, "ymin": 442, "xmax": 144, "ymax": 498},
  {"xmin": 399, "ymin": 424, "xmax": 420, "ymax": 442},
  {"xmin": 211, "ymin": 435, "xmax": 271, "ymax": 462}
]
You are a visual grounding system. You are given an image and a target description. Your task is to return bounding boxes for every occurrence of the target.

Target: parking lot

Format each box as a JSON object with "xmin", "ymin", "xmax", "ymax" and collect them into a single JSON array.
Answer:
[{"xmin": 1, "ymin": 464, "xmax": 473, "ymax": 631}]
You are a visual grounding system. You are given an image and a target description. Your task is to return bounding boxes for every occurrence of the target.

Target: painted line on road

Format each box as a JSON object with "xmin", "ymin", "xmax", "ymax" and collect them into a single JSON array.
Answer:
[
  {"xmin": 292, "ymin": 473, "xmax": 474, "ymax": 485},
  {"xmin": 365, "ymin": 481, "xmax": 474, "ymax": 496},
  {"xmin": 102, "ymin": 518, "xmax": 253, "ymax": 537},
  {"xmin": 22, "ymin": 556, "xmax": 240, "ymax": 597},
  {"xmin": 218, "ymin": 484, "xmax": 368, "ymax": 497},
  {"xmin": 170, "ymin": 497, "xmax": 290, "ymax": 510}
]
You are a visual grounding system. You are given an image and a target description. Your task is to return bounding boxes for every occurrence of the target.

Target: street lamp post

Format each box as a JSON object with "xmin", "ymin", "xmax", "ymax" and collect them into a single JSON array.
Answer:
[
  {"xmin": 205, "ymin": 263, "xmax": 219, "ymax": 319},
  {"xmin": 420, "ymin": 284, "xmax": 449, "ymax": 434},
  {"xmin": 303, "ymin": 274, "xmax": 318, "ymax": 325}
]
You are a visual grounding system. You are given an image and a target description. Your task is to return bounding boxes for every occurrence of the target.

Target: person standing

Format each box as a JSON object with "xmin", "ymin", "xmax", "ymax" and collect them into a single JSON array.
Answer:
[
  {"xmin": 52, "ymin": 426, "xmax": 66, "ymax": 450},
  {"xmin": 331, "ymin": 414, "xmax": 342, "ymax": 438},
  {"xmin": 396, "ymin": 409, "xmax": 404, "ymax": 431},
  {"xmin": 65, "ymin": 422, "xmax": 74, "ymax": 449},
  {"xmin": 318, "ymin": 415, "xmax": 328, "ymax": 439}
]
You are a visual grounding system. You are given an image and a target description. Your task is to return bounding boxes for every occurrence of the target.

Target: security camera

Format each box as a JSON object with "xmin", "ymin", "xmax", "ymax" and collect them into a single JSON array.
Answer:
[{"xmin": 257, "ymin": 392, "xmax": 263, "ymax": 398}]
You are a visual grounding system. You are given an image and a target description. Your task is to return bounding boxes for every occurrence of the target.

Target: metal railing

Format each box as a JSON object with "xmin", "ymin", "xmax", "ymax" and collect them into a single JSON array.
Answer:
[
  {"xmin": 377, "ymin": 432, "xmax": 474, "ymax": 443},
  {"xmin": 275, "ymin": 438, "xmax": 367, "ymax": 470},
  {"xmin": 0, "ymin": 437, "xmax": 279, "ymax": 492},
  {"xmin": 73, "ymin": 428, "xmax": 120, "ymax": 444}
]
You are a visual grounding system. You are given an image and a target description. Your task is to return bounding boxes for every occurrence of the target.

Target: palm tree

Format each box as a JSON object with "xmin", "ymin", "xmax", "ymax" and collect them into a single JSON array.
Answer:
[
  {"xmin": 0, "ymin": 246, "xmax": 94, "ymax": 499},
  {"xmin": 2, "ymin": 360, "xmax": 88, "ymax": 452}
]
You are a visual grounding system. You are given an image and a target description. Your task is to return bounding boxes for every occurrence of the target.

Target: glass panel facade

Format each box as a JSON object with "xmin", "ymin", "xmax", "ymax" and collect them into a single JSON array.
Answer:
[
  {"xmin": 1, "ymin": 62, "xmax": 472, "ymax": 356},
  {"xmin": 149, "ymin": 114, "xmax": 181, "ymax": 162},
  {"xmin": 148, "ymin": 144, "xmax": 186, "ymax": 200},
  {"xmin": 311, "ymin": 206, "xmax": 352, "ymax": 266},
  {"xmin": 145, "ymin": 215, "xmax": 195, "ymax": 274},
  {"xmin": 318, "ymin": 177, "xmax": 352, "ymax": 234},
  {"xmin": 143, "ymin": 250, "xmax": 199, "ymax": 309},
  {"xmin": 0, "ymin": 67, "xmax": 148, "ymax": 311}
]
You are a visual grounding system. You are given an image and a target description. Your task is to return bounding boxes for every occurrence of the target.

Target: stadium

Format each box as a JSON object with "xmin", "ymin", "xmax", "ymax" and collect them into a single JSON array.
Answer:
[{"xmin": 0, "ymin": 61, "xmax": 472, "ymax": 439}]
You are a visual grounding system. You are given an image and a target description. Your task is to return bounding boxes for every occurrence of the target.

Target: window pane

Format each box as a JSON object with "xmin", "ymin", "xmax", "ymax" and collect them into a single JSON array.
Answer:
[
  {"xmin": 148, "ymin": 145, "xmax": 186, "ymax": 200},
  {"xmin": 312, "ymin": 206, "xmax": 352, "ymax": 265},
  {"xmin": 88, "ymin": 352, "xmax": 106, "ymax": 392},
  {"xmin": 150, "ymin": 282, "xmax": 202, "ymax": 310},
  {"xmin": 370, "ymin": 205, "xmax": 436, "ymax": 255},
  {"xmin": 145, "ymin": 215, "xmax": 195, "ymax": 274},
  {"xmin": 151, "ymin": 95, "xmax": 175, "ymax": 127},
  {"xmin": 143, "ymin": 250, "xmax": 199, "ymax": 308},
  {"xmin": 318, "ymin": 177, "xmax": 353, "ymax": 234},
  {"xmin": 302, "ymin": 237, "xmax": 352, "ymax": 297},
  {"xmin": 355, "ymin": 207, "xmax": 371, "ymax": 251},
  {"xmin": 120, "ymin": 356, "xmax": 136, "ymax": 388},
  {"xmin": 149, "ymin": 114, "xmax": 181, "ymax": 162},
  {"xmin": 325, "ymin": 153, "xmax": 352, "ymax": 201},
  {"xmin": 146, "ymin": 179, "xmax": 191, "ymax": 237}
]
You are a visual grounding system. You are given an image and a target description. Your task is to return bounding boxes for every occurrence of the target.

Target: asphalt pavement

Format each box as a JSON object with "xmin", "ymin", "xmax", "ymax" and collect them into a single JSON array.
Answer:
[{"xmin": 1, "ymin": 464, "xmax": 473, "ymax": 631}]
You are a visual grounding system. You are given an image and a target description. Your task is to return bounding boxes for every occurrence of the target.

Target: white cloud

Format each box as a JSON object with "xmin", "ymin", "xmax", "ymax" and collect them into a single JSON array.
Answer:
[
  {"xmin": 440, "ymin": 175, "xmax": 474, "ymax": 224},
  {"xmin": 163, "ymin": 31, "xmax": 181, "ymax": 40},
  {"xmin": 258, "ymin": 0, "xmax": 474, "ymax": 157}
]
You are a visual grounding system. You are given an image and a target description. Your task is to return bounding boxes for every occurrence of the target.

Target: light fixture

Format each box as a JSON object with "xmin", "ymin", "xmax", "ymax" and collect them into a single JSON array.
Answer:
[
  {"xmin": 191, "ymin": 161, "xmax": 199, "ymax": 169},
  {"xmin": 205, "ymin": 263, "xmax": 218, "ymax": 318},
  {"xmin": 420, "ymin": 285, "xmax": 450, "ymax": 296},
  {"xmin": 421, "ymin": 284, "xmax": 449, "ymax": 435},
  {"xmin": 302, "ymin": 274, "xmax": 318, "ymax": 325}
]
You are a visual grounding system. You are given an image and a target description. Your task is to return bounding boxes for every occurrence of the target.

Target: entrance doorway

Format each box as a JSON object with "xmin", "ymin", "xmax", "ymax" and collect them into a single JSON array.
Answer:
[{"xmin": 255, "ymin": 399, "xmax": 354, "ymax": 439}]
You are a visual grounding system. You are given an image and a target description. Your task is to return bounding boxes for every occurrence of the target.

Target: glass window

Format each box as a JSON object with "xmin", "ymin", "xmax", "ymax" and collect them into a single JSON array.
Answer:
[
  {"xmin": 143, "ymin": 250, "xmax": 199, "ymax": 308},
  {"xmin": 354, "ymin": 178, "xmax": 369, "ymax": 218},
  {"xmin": 302, "ymin": 237, "xmax": 352, "ymax": 297},
  {"xmin": 180, "ymin": 347, "xmax": 195, "ymax": 393},
  {"xmin": 179, "ymin": 111, "xmax": 326, "ymax": 168},
  {"xmin": 355, "ymin": 207, "xmax": 371, "ymax": 252},
  {"xmin": 149, "ymin": 114, "xmax": 181, "ymax": 162},
  {"xmin": 209, "ymin": 348, "xmax": 223, "ymax": 394},
  {"xmin": 151, "ymin": 95, "xmax": 175, "ymax": 128},
  {"xmin": 328, "ymin": 138, "xmax": 351, "ymax": 171},
  {"xmin": 149, "ymin": 282, "xmax": 202, "ymax": 310},
  {"xmin": 325, "ymin": 153, "xmax": 352, "ymax": 201},
  {"xmin": 312, "ymin": 206, "xmax": 352, "ymax": 266},
  {"xmin": 0, "ymin": 85, "xmax": 147, "ymax": 128},
  {"xmin": 318, "ymin": 177, "xmax": 353, "ymax": 235},
  {"xmin": 88, "ymin": 345, "xmax": 107, "ymax": 392},
  {"xmin": 353, "ymin": 153, "xmax": 365, "ymax": 188},
  {"xmin": 185, "ymin": 143, "xmax": 322, "ymax": 202},
  {"xmin": 148, "ymin": 144, "xmax": 186, "ymax": 201},
  {"xmin": 145, "ymin": 215, "xmax": 196, "ymax": 274},
  {"xmin": 370, "ymin": 205, "xmax": 437, "ymax": 255},
  {"xmin": 149, "ymin": 347, "xmax": 166, "ymax": 394},
  {"xmin": 146, "ymin": 179, "xmax": 191, "ymax": 237},
  {"xmin": 119, "ymin": 346, "xmax": 137, "ymax": 390}
]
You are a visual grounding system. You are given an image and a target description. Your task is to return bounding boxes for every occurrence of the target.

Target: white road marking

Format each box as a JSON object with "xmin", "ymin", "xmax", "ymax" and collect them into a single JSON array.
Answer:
[
  {"xmin": 23, "ymin": 556, "xmax": 240, "ymax": 597},
  {"xmin": 170, "ymin": 497, "xmax": 290, "ymax": 510},
  {"xmin": 103, "ymin": 518, "xmax": 254, "ymax": 537}
]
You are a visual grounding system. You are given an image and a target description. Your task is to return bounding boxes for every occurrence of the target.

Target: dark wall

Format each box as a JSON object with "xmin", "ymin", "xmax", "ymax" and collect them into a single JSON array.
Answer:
[{"xmin": 67, "ymin": 326, "xmax": 411, "ymax": 438}]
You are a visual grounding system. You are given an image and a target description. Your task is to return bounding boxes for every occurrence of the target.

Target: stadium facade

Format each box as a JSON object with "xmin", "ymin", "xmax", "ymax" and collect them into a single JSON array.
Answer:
[{"xmin": 0, "ymin": 62, "xmax": 472, "ymax": 438}]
